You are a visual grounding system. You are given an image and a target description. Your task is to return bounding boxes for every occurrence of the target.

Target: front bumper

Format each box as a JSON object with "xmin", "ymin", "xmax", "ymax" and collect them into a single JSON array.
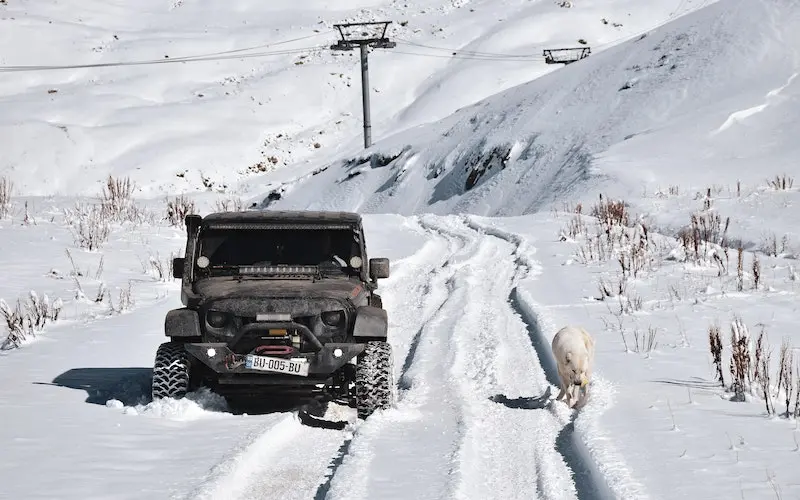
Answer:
[{"xmin": 184, "ymin": 342, "xmax": 365, "ymax": 381}]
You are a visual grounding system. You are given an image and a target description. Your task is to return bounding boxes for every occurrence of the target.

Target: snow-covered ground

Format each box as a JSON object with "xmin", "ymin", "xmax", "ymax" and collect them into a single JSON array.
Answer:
[{"xmin": 3, "ymin": 0, "xmax": 800, "ymax": 498}]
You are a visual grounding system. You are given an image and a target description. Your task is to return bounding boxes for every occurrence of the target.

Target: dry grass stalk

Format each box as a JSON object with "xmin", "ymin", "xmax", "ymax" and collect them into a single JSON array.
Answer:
[
  {"xmin": 768, "ymin": 175, "xmax": 794, "ymax": 191},
  {"xmin": 1, "ymin": 292, "xmax": 64, "ymax": 350},
  {"xmin": 0, "ymin": 176, "xmax": 12, "ymax": 219},
  {"xmin": 737, "ymin": 247, "xmax": 744, "ymax": 291},
  {"xmin": 777, "ymin": 339, "xmax": 794, "ymax": 417},
  {"xmin": 709, "ymin": 323, "xmax": 725, "ymax": 387},
  {"xmin": 754, "ymin": 329, "xmax": 775, "ymax": 415},
  {"xmin": 65, "ymin": 203, "xmax": 111, "ymax": 251},
  {"xmin": 214, "ymin": 197, "xmax": 245, "ymax": 213},
  {"xmin": 752, "ymin": 254, "xmax": 761, "ymax": 290},
  {"xmin": 100, "ymin": 175, "xmax": 136, "ymax": 220},
  {"xmin": 591, "ymin": 193, "xmax": 631, "ymax": 231},
  {"xmin": 729, "ymin": 316, "xmax": 751, "ymax": 401},
  {"xmin": 166, "ymin": 195, "xmax": 196, "ymax": 227}
]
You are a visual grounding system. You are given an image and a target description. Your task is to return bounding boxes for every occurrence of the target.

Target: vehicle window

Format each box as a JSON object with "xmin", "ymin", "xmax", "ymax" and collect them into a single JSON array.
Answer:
[{"xmin": 198, "ymin": 228, "xmax": 359, "ymax": 270}]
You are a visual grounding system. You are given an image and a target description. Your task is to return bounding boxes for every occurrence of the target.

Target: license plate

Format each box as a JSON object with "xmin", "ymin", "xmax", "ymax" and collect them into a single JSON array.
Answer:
[{"xmin": 245, "ymin": 354, "xmax": 309, "ymax": 376}]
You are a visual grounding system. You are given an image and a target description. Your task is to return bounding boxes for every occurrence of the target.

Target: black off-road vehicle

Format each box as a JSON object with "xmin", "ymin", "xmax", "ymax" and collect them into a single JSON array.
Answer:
[{"xmin": 152, "ymin": 210, "xmax": 394, "ymax": 419}]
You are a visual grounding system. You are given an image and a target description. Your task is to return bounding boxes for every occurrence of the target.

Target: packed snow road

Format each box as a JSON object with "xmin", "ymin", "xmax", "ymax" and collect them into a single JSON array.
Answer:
[{"xmin": 0, "ymin": 214, "xmax": 613, "ymax": 500}]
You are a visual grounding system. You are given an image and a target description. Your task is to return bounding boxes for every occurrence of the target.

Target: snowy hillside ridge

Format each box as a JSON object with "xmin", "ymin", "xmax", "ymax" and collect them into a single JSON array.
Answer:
[
  {"xmin": 264, "ymin": 0, "xmax": 800, "ymax": 218},
  {"xmin": 2, "ymin": 0, "xmax": 695, "ymax": 197}
]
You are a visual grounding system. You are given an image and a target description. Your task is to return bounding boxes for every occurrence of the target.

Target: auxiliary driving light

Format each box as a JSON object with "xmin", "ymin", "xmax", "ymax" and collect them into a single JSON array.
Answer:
[
  {"xmin": 206, "ymin": 310, "xmax": 228, "ymax": 328},
  {"xmin": 321, "ymin": 310, "xmax": 344, "ymax": 326},
  {"xmin": 207, "ymin": 348, "xmax": 217, "ymax": 358},
  {"xmin": 333, "ymin": 348, "xmax": 343, "ymax": 358}
]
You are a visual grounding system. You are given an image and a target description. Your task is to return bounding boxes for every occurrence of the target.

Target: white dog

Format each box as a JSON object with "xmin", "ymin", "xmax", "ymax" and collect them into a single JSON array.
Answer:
[{"xmin": 551, "ymin": 325, "xmax": 595, "ymax": 409}]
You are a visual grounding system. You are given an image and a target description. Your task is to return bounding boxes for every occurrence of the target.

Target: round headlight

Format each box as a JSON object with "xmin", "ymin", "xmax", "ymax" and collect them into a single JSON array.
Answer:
[
  {"xmin": 206, "ymin": 310, "xmax": 228, "ymax": 329},
  {"xmin": 349, "ymin": 256, "xmax": 363, "ymax": 268},
  {"xmin": 321, "ymin": 310, "xmax": 344, "ymax": 327},
  {"xmin": 197, "ymin": 256, "xmax": 210, "ymax": 269}
]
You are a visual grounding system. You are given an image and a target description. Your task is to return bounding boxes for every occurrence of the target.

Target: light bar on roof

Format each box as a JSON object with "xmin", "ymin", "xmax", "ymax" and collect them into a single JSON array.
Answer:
[{"xmin": 239, "ymin": 265, "xmax": 317, "ymax": 274}]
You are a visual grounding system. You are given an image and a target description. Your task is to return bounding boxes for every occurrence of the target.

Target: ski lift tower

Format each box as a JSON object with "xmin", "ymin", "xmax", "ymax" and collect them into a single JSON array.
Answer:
[{"xmin": 330, "ymin": 21, "xmax": 396, "ymax": 149}]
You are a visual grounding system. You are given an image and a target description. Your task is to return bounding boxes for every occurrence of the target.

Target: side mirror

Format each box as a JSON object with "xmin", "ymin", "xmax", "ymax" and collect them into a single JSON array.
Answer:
[
  {"xmin": 172, "ymin": 258, "xmax": 185, "ymax": 279},
  {"xmin": 369, "ymin": 258, "xmax": 390, "ymax": 280}
]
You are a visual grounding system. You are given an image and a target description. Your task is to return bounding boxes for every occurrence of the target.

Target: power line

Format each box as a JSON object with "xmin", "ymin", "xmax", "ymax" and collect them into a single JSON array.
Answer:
[
  {"xmin": 0, "ymin": 31, "xmax": 333, "ymax": 73},
  {"xmin": 0, "ymin": 1, "xmax": 714, "ymax": 74},
  {"xmin": 390, "ymin": 49, "xmax": 545, "ymax": 62},
  {"xmin": 395, "ymin": 38, "xmax": 543, "ymax": 59}
]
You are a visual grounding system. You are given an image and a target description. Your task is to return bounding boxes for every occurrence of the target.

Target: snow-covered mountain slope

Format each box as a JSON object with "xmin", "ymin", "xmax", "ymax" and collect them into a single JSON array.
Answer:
[
  {"xmin": 266, "ymin": 0, "xmax": 799, "ymax": 220},
  {"xmin": 1, "ymin": 0, "xmax": 691, "ymax": 198}
]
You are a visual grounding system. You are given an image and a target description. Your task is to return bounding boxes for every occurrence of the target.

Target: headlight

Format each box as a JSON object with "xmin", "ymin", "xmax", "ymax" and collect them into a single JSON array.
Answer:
[
  {"xmin": 321, "ymin": 310, "xmax": 344, "ymax": 327},
  {"xmin": 206, "ymin": 310, "xmax": 229, "ymax": 329}
]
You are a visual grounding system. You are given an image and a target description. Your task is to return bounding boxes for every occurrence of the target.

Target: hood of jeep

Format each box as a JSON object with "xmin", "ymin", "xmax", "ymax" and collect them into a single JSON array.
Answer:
[{"xmin": 194, "ymin": 276, "xmax": 366, "ymax": 301}]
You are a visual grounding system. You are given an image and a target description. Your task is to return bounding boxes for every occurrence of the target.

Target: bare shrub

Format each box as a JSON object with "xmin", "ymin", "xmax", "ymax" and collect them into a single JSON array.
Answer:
[
  {"xmin": 777, "ymin": 339, "xmax": 795, "ymax": 417},
  {"xmin": 754, "ymin": 329, "xmax": 775, "ymax": 415},
  {"xmin": 1, "ymin": 292, "xmax": 64, "ymax": 350},
  {"xmin": 141, "ymin": 251, "xmax": 175, "ymax": 282},
  {"xmin": 597, "ymin": 276, "xmax": 628, "ymax": 300},
  {"xmin": 64, "ymin": 203, "xmax": 111, "ymax": 251},
  {"xmin": 767, "ymin": 175, "xmax": 794, "ymax": 191},
  {"xmin": 752, "ymin": 254, "xmax": 761, "ymax": 290},
  {"xmin": 655, "ymin": 185, "xmax": 680, "ymax": 198},
  {"xmin": 632, "ymin": 326, "xmax": 658, "ymax": 353},
  {"xmin": 0, "ymin": 176, "xmax": 12, "ymax": 219},
  {"xmin": 761, "ymin": 233, "xmax": 791, "ymax": 257},
  {"xmin": 109, "ymin": 282, "xmax": 134, "ymax": 314},
  {"xmin": 591, "ymin": 193, "xmax": 631, "ymax": 231},
  {"xmin": 0, "ymin": 300, "xmax": 27, "ymax": 349},
  {"xmin": 100, "ymin": 175, "xmax": 135, "ymax": 219},
  {"xmin": 729, "ymin": 316, "xmax": 751, "ymax": 401},
  {"xmin": 214, "ymin": 197, "xmax": 245, "ymax": 213},
  {"xmin": 709, "ymin": 323, "xmax": 725, "ymax": 387},
  {"xmin": 166, "ymin": 195, "xmax": 196, "ymax": 227},
  {"xmin": 617, "ymin": 223, "xmax": 652, "ymax": 278},
  {"xmin": 736, "ymin": 247, "xmax": 744, "ymax": 291},
  {"xmin": 794, "ymin": 364, "xmax": 800, "ymax": 418}
]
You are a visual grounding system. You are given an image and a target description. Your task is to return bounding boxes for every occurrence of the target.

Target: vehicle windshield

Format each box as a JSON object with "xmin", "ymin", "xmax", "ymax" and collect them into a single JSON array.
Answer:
[{"xmin": 197, "ymin": 227, "xmax": 361, "ymax": 276}]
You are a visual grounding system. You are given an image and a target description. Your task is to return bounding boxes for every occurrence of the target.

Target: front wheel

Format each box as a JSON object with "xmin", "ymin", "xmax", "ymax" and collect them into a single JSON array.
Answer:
[
  {"xmin": 355, "ymin": 341, "xmax": 395, "ymax": 419},
  {"xmin": 152, "ymin": 342, "xmax": 192, "ymax": 400}
]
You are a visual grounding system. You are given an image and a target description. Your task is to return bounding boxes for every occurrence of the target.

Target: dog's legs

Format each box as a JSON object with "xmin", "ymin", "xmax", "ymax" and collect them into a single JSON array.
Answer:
[
  {"xmin": 555, "ymin": 375, "xmax": 567, "ymax": 402},
  {"xmin": 556, "ymin": 384, "xmax": 566, "ymax": 402},
  {"xmin": 565, "ymin": 384, "xmax": 576, "ymax": 408},
  {"xmin": 574, "ymin": 387, "xmax": 589, "ymax": 410}
]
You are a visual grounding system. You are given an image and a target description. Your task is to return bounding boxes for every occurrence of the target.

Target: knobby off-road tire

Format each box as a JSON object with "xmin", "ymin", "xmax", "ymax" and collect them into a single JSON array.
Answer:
[
  {"xmin": 152, "ymin": 342, "xmax": 191, "ymax": 400},
  {"xmin": 355, "ymin": 341, "xmax": 395, "ymax": 420}
]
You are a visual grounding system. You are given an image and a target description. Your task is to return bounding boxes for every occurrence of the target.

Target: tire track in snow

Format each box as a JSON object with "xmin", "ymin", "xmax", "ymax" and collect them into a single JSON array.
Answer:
[
  {"xmin": 315, "ymin": 222, "xmax": 460, "ymax": 499},
  {"xmin": 322, "ymin": 214, "xmax": 582, "ymax": 500},
  {"xmin": 466, "ymin": 216, "xmax": 623, "ymax": 500},
  {"xmin": 321, "ymin": 216, "xmax": 485, "ymax": 500},
  {"xmin": 428, "ymin": 216, "xmax": 577, "ymax": 500}
]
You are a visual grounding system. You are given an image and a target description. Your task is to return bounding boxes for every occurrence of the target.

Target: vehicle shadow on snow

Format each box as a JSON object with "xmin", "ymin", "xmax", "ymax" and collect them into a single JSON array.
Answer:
[
  {"xmin": 44, "ymin": 368, "xmax": 343, "ymax": 425},
  {"xmin": 43, "ymin": 367, "xmax": 153, "ymax": 406}
]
